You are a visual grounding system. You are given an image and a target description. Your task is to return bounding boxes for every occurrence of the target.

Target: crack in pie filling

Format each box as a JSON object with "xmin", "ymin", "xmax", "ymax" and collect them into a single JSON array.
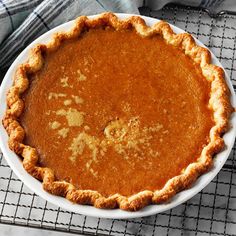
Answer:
[{"xmin": 3, "ymin": 13, "xmax": 233, "ymax": 211}]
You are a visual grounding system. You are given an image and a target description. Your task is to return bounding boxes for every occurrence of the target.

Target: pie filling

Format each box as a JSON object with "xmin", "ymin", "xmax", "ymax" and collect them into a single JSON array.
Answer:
[{"xmin": 21, "ymin": 27, "xmax": 214, "ymax": 197}]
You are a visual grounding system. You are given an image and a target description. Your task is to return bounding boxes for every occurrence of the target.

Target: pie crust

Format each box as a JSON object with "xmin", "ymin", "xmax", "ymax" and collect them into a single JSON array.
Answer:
[{"xmin": 2, "ymin": 13, "xmax": 233, "ymax": 211}]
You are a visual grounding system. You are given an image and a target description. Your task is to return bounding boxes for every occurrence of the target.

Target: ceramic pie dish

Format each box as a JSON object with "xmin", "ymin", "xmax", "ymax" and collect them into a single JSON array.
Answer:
[{"xmin": 0, "ymin": 13, "xmax": 235, "ymax": 219}]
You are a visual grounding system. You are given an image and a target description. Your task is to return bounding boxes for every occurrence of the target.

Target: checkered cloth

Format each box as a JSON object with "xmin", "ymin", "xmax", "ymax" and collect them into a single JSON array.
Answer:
[
  {"xmin": 147, "ymin": 0, "xmax": 236, "ymax": 12},
  {"xmin": 0, "ymin": 0, "xmax": 140, "ymax": 70},
  {"xmin": 0, "ymin": 0, "xmax": 235, "ymax": 72}
]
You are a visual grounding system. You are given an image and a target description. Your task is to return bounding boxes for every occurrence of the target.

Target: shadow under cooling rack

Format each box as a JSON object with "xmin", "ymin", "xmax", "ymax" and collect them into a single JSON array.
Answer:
[{"xmin": 0, "ymin": 4, "xmax": 236, "ymax": 236}]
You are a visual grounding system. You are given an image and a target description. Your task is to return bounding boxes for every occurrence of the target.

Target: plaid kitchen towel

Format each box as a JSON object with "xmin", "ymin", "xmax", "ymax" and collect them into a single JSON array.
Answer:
[
  {"xmin": 0, "ymin": 0, "xmax": 140, "ymax": 70},
  {"xmin": 145, "ymin": 0, "xmax": 236, "ymax": 13},
  {"xmin": 0, "ymin": 0, "xmax": 235, "ymax": 70}
]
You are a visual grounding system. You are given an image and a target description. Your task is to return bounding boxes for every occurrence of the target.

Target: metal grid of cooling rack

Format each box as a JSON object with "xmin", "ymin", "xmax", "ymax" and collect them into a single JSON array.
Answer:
[{"xmin": 0, "ymin": 4, "xmax": 236, "ymax": 236}]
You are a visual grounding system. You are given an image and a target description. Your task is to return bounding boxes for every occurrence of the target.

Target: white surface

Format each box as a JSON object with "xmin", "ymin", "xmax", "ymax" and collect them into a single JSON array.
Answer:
[
  {"xmin": 0, "ymin": 13, "xmax": 235, "ymax": 219},
  {"xmin": 0, "ymin": 224, "xmax": 81, "ymax": 236}
]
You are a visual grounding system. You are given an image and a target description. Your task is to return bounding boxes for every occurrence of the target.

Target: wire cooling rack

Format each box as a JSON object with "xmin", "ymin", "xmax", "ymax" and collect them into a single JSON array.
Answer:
[{"xmin": 0, "ymin": 4, "xmax": 236, "ymax": 236}]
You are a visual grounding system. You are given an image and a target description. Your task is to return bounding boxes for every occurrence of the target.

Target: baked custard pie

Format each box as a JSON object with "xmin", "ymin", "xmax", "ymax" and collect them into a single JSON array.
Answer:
[{"xmin": 3, "ymin": 13, "xmax": 233, "ymax": 211}]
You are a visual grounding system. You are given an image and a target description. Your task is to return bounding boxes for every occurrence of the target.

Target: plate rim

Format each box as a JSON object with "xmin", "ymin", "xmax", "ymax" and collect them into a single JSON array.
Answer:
[{"xmin": 0, "ymin": 13, "xmax": 235, "ymax": 219}]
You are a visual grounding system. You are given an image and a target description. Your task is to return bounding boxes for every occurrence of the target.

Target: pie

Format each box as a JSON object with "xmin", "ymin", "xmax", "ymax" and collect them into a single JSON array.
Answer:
[{"xmin": 2, "ymin": 13, "xmax": 233, "ymax": 211}]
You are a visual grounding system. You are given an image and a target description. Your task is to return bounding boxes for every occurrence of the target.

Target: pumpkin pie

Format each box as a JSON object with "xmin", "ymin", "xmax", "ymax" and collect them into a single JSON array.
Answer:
[{"xmin": 2, "ymin": 13, "xmax": 233, "ymax": 211}]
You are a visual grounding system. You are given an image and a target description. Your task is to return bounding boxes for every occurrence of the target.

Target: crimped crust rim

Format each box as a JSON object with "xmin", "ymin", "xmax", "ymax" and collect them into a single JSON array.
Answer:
[{"xmin": 2, "ymin": 12, "xmax": 233, "ymax": 211}]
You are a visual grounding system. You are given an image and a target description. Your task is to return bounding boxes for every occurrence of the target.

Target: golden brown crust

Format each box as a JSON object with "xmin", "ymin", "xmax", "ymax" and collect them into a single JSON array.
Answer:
[{"xmin": 2, "ymin": 12, "xmax": 233, "ymax": 211}]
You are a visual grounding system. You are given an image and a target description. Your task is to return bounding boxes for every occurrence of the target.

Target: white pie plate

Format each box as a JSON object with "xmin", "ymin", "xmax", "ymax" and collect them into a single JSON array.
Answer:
[{"xmin": 0, "ymin": 13, "xmax": 235, "ymax": 219}]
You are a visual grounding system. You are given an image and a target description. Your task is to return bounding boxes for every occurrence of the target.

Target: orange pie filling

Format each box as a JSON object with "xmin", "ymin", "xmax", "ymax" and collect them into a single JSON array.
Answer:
[{"xmin": 20, "ymin": 27, "xmax": 214, "ymax": 197}]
